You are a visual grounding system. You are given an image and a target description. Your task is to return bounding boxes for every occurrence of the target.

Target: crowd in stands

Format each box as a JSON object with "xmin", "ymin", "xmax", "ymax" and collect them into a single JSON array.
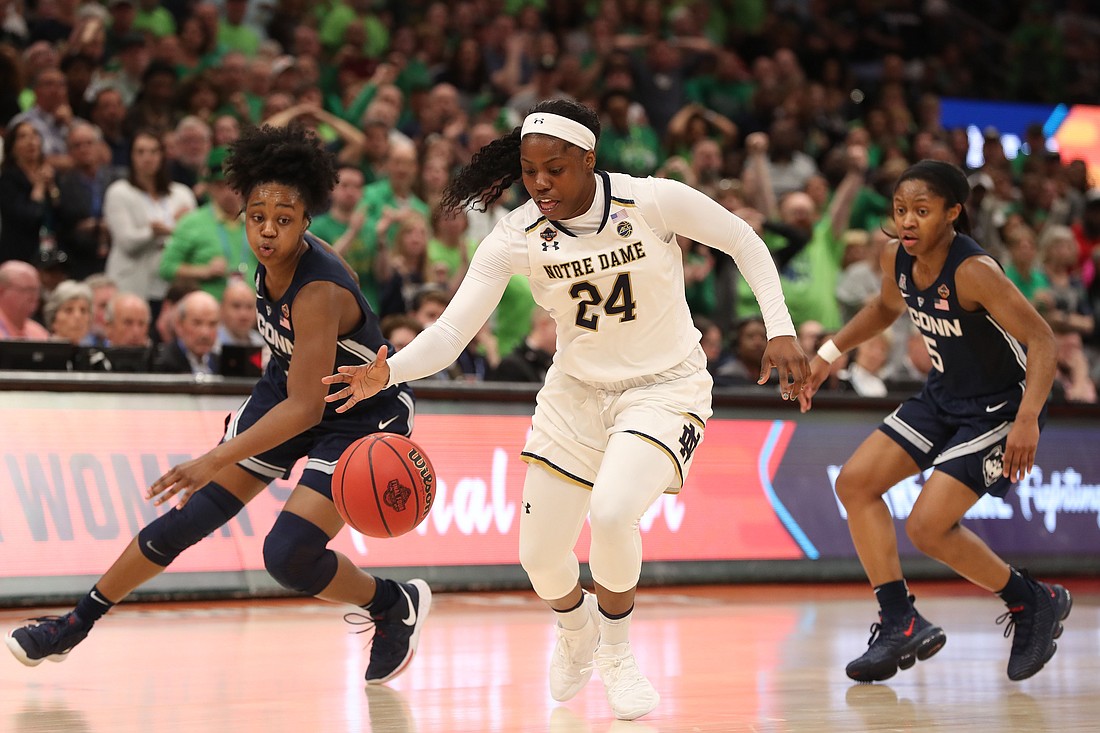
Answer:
[{"xmin": 0, "ymin": 0, "xmax": 1097, "ymax": 402}]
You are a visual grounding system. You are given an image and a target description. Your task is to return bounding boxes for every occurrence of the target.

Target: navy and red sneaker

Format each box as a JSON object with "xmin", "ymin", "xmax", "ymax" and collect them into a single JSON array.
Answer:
[
  {"xmin": 998, "ymin": 576, "xmax": 1073, "ymax": 681},
  {"xmin": 846, "ymin": 602, "xmax": 946, "ymax": 683},
  {"xmin": 6, "ymin": 612, "xmax": 91, "ymax": 667}
]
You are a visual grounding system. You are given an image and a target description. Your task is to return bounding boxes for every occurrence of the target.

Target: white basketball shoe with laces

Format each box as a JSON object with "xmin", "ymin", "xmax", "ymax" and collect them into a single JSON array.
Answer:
[
  {"xmin": 593, "ymin": 641, "xmax": 660, "ymax": 720},
  {"xmin": 549, "ymin": 593, "xmax": 601, "ymax": 701}
]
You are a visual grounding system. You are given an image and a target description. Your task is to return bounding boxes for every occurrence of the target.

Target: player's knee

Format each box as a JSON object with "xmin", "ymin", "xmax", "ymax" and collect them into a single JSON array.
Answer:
[
  {"xmin": 833, "ymin": 463, "xmax": 873, "ymax": 509},
  {"xmin": 588, "ymin": 495, "xmax": 633, "ymax": 541},
  {"xmin": 263, "ymin": 512, "xmax": 338, "ymax": 596},
  {"xmin": 137, "ymin": 482, "xmax": 244, "ymax": 566},
  {"xmin": 905, "ymin": 514, "xmax": 948, "ymax": 556}
]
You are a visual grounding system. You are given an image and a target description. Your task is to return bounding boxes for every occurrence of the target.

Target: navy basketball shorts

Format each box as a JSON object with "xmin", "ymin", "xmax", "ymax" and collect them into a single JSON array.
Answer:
[
  {"xmin": 521, "ymin": 345, "xmax": 713, "ymax": 494},
  {"xmin": 223, "ymin": 374, "xmax": 416, "ymax": 499},
  {"xmin": 878, "ymin": 387, "xmax": 1045, "ymax": 498}
]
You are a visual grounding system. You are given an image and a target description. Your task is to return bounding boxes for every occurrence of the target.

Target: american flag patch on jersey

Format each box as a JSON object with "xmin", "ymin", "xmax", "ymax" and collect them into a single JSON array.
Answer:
[
  {"xmin": 934, "ymin": 299, "xmax": 949, "ymax": 311},
  {"xmin": 610, "ymin": 209, "xmax": 628, "ymax": 221}
]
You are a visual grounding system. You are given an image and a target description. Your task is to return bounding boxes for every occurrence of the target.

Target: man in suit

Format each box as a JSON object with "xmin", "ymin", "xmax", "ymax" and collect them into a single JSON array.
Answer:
[{"xmin": 153, "ymin": 289, "xmax": 220, "ymax": 374}]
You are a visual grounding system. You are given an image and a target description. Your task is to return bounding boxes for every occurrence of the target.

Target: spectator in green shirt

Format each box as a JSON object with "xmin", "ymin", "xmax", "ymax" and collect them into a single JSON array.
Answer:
[
  {"xmin": 133, "ymin": 0, "xmax": 177, "ymax": 38},
  {"xmin": 1003, "ymin": 224, "xmax": 1051, "ymax": 302},
  {"xmin": 311, "ymin": 166, "xmax": 380, "ymax": 309},
  {"xmin": 158, "ymin": 146, "xmax": 253, "ymax": 300}
]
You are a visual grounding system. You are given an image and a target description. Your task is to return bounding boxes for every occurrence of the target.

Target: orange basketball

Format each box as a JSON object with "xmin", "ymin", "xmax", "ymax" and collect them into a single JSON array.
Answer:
[{"xmin": 332, "ymin": 434, "xmax": 435, "ymax": 538}]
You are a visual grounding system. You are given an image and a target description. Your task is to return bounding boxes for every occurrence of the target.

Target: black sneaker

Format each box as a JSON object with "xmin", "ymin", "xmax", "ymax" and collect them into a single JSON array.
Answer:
[
  {"xmin": 998, "ymin": 576, "xmax": 1073, "ymax": 681},
  {"xmin": 5, "ymin": 612, "xmax": 90, "ymax": 667},
  {"xmin": 846, "ymin": 604, "xmax": 946, "ymax": 683},
  {"xmin": 351, "ymin": 579, "xmax": 432, "ymax": 685}
]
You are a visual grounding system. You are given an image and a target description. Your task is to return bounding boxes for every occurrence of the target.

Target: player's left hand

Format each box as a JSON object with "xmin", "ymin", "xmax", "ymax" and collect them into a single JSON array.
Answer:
[
  {"xmin": 147, "ymin": 453, "xmax": 224, "ymax": 509},
  {"xmin": 758, "ymin": 335, "xmax": 810, "ymax": 402},
  {"xmin": 1002, "ymin": 418, "xmax": 1040, "ymax": 481},
  {"xmin": 322, "ymin": 345, "xmax": 391, "ymax": 413}
]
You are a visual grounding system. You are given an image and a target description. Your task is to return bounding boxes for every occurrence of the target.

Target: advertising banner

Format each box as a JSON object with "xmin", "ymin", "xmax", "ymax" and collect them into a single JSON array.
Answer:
[{"xmin": 1, "ymin": 392, "xmax": 1097, "ymax": 596}]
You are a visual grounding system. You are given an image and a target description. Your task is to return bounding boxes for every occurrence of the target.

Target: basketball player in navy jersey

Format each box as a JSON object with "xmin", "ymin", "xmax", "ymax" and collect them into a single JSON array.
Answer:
[
  {"xmin": 323, "ymin": 99, "xmax": 808, "ymax": 720},
  {"xmin": 7, "ymin": 124, "xmax": 431, "ymax": 686},
  {"xmin": 800, "ymin": 160, "xmax": 1071, "ymax": 683}
]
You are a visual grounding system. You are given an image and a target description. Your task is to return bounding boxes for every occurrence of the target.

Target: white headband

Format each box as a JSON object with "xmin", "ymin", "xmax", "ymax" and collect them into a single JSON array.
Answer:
[{"xmin": 521, "ymin": 112, "xmax": 596, "ymax": 151}]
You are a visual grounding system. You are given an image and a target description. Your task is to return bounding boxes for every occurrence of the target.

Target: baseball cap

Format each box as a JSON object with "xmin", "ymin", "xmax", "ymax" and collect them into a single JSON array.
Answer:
[{"xmin": 205, "ymin": 146, "xmax": 229, "ymax": 183}]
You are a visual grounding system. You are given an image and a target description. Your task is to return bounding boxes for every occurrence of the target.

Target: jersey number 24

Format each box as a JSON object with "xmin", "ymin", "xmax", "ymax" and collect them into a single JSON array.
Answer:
[{"xmin": 569, "ymin": 272, "xmax": 637, "ymax": 331}]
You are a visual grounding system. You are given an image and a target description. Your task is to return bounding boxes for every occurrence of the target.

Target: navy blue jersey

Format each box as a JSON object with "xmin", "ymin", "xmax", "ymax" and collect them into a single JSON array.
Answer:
[
  {"xmin": 254, "ymin": 233, "xmax": 397, "ymax": 419},
  {"xmin": 895, "ymin": 233, "xmax": 1026, "ymax": 402}
]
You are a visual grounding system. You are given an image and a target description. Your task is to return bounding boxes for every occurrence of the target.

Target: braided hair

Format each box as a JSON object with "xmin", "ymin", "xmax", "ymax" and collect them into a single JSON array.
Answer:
[{"xmin": 441, "ymin": 99, "xmax": 601, "ymax": 213}]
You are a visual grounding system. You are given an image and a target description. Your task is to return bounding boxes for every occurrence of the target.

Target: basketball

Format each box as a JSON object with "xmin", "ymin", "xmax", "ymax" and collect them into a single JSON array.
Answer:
[{"xmin": 332, "ymin": 434, "xmax": 435, "ymax": 538}]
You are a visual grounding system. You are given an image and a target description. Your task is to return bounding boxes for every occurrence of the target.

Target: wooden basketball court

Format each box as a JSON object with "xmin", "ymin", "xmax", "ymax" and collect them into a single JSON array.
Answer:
[{"xmin": 3, "ymin": 580, "xmax": 1097, "ymax": 732}]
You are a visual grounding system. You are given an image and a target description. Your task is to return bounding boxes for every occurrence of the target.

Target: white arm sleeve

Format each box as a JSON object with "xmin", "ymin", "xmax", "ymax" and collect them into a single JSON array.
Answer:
[
  {"xmin": 642, "ymin": 177, "xmax": 796, "ymax": 339},
  {"xmin": 385, "ymin": 228, "xmax": 514, "ymax": 386}
]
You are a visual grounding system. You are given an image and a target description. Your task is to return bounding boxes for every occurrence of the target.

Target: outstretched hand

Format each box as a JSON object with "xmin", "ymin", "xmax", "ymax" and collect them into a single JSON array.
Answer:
[
  {"xmin": 797, "ymin": 356, "xmax": 833, "ymax": 413},
  {"xmin": 758, "ymin": 335, "xmax": 809, "ymax": 402},
  {"xmin": 321, "ymin": 345, "xmax": 391, "ymax": 413}
]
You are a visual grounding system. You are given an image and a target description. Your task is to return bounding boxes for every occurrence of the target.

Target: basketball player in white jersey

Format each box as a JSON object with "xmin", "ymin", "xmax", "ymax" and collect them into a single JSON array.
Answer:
[{"xmin": 324, "ymin": 99, "xmax": 808, "ymax": 720}]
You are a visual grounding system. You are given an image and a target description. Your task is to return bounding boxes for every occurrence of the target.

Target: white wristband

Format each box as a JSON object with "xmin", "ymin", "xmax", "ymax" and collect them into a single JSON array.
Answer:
[{"xmin": 817, "ymin": 339, "xmax": 843, "ymax": 365}]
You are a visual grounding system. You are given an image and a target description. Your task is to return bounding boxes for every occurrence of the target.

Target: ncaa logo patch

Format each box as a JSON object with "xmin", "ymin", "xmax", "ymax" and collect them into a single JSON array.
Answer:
[
  {"xmin": 541, "ymin": 227, "xmax": 557, "ymax": 241},
  {"xmin": 938, "ymin": 283, "xmax": 950, "ymax": 299},
  {"xmin": 982, "ymin": 444, "xmax": 1005, "ymax": 487},
  {"xmin": 383, "ymin": 479, "xmax": 412, "ymax": 512},
  {"xmin": 616, "ymin": 220, "xmax": 633, "ymax": 238},
  {"xmin": 281, "ymin": 303, "xmax": 290, "ymax": 319}
]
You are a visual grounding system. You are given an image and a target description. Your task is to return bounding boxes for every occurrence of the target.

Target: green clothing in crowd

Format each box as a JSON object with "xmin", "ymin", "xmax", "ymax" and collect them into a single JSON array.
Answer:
[
  {"xmin": 737, "ymin": 214, "xmax": 846, "ymax": 329},
  {"xmin": 134, "ymin": 7, "xmax": 176, "ymax": 37},
  {"xmin": 310, "ymin": 213, "xmax": 381, "ymax": 311},
  {"xmin": 159, "ymin": 204, "xmax": 255, "ymax": 300},
  {"xmin": 1005, "ymin": 264, "xmax": 1051, "ymax": 302}
]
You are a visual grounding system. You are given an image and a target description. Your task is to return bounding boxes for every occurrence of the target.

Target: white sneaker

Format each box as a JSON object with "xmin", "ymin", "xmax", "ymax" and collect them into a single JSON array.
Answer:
[
  {"xmin": 549, "ymin": 594, "xmax": 600, "ymax": 701},
  {"xmin": 593, "ymin": 642, "xmax": 660, "ymax": 720}
]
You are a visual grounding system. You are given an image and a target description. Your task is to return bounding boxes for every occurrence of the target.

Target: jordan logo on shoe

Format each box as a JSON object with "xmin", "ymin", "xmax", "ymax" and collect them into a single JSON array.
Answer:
[
  {"xmin": 399, "ymin": 586, "xmax": 417, "ymax": 626},
  {"xmin": 902, "ymin": 617, "xmax": 916, "ymax": 637}
]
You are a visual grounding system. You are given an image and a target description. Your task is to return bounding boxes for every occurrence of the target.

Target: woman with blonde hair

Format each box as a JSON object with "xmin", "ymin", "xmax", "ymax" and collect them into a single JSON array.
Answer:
[{"xmin": 374, "ymin": 208, "xmax": 430, "ymax": 317}]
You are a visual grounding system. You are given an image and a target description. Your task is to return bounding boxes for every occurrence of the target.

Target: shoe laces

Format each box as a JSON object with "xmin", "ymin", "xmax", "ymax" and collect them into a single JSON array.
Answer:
[
  {"xmin": 865, "ymin": 621, "xmax": 884, "ymax": 647},
  {"xmin": 589, "ymin": 647, "xmax": 646, "ymax": 689},
  {"xmin": 344, "ymin": 611, "xmax": 383, "ymax": 645},
  {"xmin": 996, "ymin": 605, "xmax": 1027, "ymax": 641},
  {"xmin": 24, "ymin": 615, "xmax": 73, "ymax": 636}
]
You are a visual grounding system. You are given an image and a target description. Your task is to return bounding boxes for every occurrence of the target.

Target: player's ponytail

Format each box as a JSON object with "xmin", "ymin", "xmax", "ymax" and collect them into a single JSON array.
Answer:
[
  {"xmin": 441, "ymin": 99, "xmax": 600, "ymax": 214},
  {"xmin": 895, "ymin": 159, "xmax": 972, "ymax": 236},
  {"xmin": 441, "ymin": 126, "xmax": 523, "ymax": 213}
]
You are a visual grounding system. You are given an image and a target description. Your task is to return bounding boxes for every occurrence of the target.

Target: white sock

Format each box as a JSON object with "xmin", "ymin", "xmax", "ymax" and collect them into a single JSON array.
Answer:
[
  {"xmin": 555, "ymin": 593, "xmax": 590, "ymax": 631},
  {"xmin": 600, "ymin": 609, "xmax": 632, "ymax": 646}
]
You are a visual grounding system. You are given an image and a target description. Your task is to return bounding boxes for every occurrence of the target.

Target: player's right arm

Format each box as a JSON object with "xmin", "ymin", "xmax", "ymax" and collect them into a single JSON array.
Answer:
[
  {"xmin": 322, "ymin": 225, "xmax": 515, "ymax": 412},
  {"xmin": 799, "ymin": 239, "xmax": 907, "ymax": 412}
]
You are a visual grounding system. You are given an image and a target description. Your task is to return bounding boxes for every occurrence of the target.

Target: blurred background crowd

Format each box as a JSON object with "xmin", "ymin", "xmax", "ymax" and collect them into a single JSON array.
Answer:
[{"xmin": 0, "ymin": 0, "xmax": 1097, "ymax": 402}]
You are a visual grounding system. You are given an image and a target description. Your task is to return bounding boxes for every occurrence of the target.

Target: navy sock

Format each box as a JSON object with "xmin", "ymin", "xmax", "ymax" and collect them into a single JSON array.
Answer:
[
  {"xmin": 598, "ymin": 603, "xmax": 634, "ymax": 621},
  {"xmin": 874, "ymin": 580, "xmax": 912, "ymax": 622},
  {"xmin": 366, "ymin": 578, "xmax": 400, "ymax": 617},
  {"xmin": 997, "ymin": 567, "xmax": 1033, "ymax": 606},
  {"xmin": 74, "ymin": 586, "xmax": 115, "ymax": 625}
]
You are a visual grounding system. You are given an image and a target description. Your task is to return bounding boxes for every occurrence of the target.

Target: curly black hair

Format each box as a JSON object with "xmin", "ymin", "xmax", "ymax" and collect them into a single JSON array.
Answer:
[
  {"xmin": 224, "ymin": 123, "xmax": 339, "ymax": 215},
  {"xmin": 440, "ymin": 99, "xmax": 601, "ymax": 213}
]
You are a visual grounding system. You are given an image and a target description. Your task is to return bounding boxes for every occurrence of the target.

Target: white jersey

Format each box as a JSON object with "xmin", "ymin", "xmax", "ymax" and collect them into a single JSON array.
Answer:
[{"xmin": 385, "ymin": 172, "xmax": 795, "ymax": 386}]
